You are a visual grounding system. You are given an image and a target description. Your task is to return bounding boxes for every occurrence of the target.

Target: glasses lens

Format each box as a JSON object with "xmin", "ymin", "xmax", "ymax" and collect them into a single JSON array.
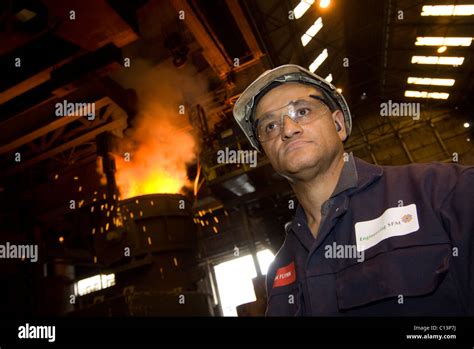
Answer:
[
  {"xmin": 257, "ymin": 115, "xmax": 280, "ymax": 141},
  {"xmin": 255, "ymin": 97, "xmax": 329, "ymax": 142}
]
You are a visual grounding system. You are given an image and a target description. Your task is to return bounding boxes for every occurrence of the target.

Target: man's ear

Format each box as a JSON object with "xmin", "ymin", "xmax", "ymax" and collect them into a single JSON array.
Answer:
[{"xmin": 332, "ymin": 110, "xmax": 347, "ymax": 141}]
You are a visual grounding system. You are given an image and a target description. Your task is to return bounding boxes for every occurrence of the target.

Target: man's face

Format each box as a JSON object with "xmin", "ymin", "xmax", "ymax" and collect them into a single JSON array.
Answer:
[{"xmin": 254, "ymin": 82, "xmax": 347, "ymax": 180}]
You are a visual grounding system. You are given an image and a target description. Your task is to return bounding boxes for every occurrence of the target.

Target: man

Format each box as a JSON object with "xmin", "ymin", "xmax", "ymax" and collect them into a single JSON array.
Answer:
[{"xmin": 233, "ymin": 64, "xmax": 474, "ymax": 316}]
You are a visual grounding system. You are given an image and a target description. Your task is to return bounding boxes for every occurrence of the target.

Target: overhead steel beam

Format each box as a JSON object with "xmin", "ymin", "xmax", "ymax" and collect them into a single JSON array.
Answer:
[
  {"xmin": 346, "ymin": 113, "xmax": 452, "ymax": 153},
  {"xmin": 242, "ymin": 0, "xmax": 275, "ymax": 68},
  {"xmin": 0, "ymin": 97, "xmax": 112, "ymax": 155},
  {"xmin": 356, "ymin": 123, "xmax": 379, "ymax": 164},
  {"xmin": 0, "ymin": 70, "xmax": 51, "ymax": 105},
  {"xmin": 226, "ymin": 0, "xmax": 263, "ymax": 61},
  {"xmin": 2, "ymin": 116, "xmax": 127, "ymax": 177},
  {"xmin": 429, "ymin": 121, "xmax": 451, "ymax": 158},
  {"xmin": 170, "ymin": 0, "xmax": 231, "ymax": 78},
  {"xmin": 397, "ymin": 132, "xmax": 415, "ymax": 163},
  {"xmin": 43, "ymin": 0, "xmax": 138, "ymax": 50},
  {"xmin": 241, "ymin": 0, "xmax": 278, "ymax": 67},
  {"xmin": 0, "ymin": 55, "xmax": 80, "ymax": 105}
]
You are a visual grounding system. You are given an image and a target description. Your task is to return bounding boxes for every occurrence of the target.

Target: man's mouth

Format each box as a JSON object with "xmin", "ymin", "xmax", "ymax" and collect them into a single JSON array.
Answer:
[{"xmin": 284, "ymin": 140, "xmax": 310, "ymax": 153}]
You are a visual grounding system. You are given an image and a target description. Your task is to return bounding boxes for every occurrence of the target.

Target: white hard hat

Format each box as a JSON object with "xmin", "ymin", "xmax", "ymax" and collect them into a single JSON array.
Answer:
[{"xmin": 233, "ymin": 64, "xmax": 352, "ymax": 151}]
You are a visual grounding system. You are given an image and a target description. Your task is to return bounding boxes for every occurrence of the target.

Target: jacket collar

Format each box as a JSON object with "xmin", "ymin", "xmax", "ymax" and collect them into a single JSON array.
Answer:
[
  {"xmin": 289, "ymin": 155, "xmax": 384, "ymax": 249},
  {"xmin": 293, "ymin": 154, "xmax": 383, "ymax": 220},
  {"xmin": 352, "ymin": 156, "xmax": 384, "ymax": 194}
]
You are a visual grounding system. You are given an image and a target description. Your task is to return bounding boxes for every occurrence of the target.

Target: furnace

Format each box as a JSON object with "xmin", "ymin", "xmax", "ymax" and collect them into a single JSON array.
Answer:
[{"xmin": 72, "ymin": 193, "xmax": 213, "ymax": 316}]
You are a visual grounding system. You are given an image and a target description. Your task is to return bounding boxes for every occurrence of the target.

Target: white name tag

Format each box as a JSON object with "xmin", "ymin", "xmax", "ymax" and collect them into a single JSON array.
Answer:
[{"xmin": 355, "ymin": 204, "xmax": 419, "ymax": 252}]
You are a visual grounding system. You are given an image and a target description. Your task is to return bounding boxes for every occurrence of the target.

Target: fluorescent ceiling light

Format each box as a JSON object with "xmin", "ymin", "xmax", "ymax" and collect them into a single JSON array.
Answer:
[
  {"xmin": 421, "ymin": 5, "xmax": 474, "ymax": 16},
  {"xmin": 325, "ymin": 73, "xmax": 333, "ymax": 83},
  {"xmin": 407, "ymin": 77, "xmax": 455, "ymax": 86},
  {"xmin": 415, "ymin": 37, "xmax": 472, "ymax": 46},
  {"xmin": 301, "ymin": 17, "xmax": 323, "ymax": 46},
  {"xmin": 293, "ymin": 0, "xmax": 315, "ymax": 19},
  {"xmin": 301, "ymin": 34, "xmax": 313, "ymax": 47},
  {"xmin": 405, "ymin": 90, "xmax": 449, "ymax": 99},
  {"xmin": 411, "ymin": 56, "xmax": 464, "ymax": 66},
  {"xmin": 309, "ymin": 48, "xmax": 328, "ymax": 72}
]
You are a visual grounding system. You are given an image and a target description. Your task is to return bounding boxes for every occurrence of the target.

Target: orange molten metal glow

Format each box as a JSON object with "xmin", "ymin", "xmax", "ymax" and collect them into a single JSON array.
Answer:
[
  {"xmin": 113, "ymin": 107, "xmax": 196, "ymax": 199},
  {"xmin": 115, "ymin": 163, "xmax": 188, "ymax": 198}
]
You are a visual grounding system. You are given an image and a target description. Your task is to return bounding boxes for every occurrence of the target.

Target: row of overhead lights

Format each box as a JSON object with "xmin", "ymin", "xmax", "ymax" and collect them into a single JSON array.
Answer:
[
  {"xmin": 292, "ymin": 0, "xmax": 340, "ymax": 90},
  {"xmin": 405, "ymin": 4, "xmax": 474, "ymax": 100}
]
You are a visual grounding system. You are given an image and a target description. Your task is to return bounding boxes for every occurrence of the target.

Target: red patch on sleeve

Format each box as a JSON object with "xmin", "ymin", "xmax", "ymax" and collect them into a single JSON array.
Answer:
[{"xmin": 273, "ymin": 261, "xmax": 296, "ymax": 288}]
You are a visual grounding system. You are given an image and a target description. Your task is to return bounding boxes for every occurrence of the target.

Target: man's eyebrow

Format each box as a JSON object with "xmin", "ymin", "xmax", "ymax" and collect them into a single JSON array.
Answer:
[
  {"xmin": 291, "ymin": 99, "xmax": 310, "ymax": 106},
  {"xmin": 255, "ymin": 111, "xmax": 275, "ymax": 122},
  {"xmin": 257, "ymin": 100, "xmax": 300, "ymax": 119},
  {"xmin": 255, "ymin": 95, "xmax": 321, "ymax": 121}
]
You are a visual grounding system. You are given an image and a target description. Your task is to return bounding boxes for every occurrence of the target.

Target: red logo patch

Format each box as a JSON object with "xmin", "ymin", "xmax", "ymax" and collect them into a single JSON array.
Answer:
[{"xmin": 273, "ymin": 261, "xmax": 296, "ymax": 288}]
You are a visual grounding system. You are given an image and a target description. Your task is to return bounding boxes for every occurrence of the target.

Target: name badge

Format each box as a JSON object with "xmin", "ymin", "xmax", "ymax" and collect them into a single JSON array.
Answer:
[{"xmin": 355, "ymin": 204, "xmax": 419, "ymax": 252}]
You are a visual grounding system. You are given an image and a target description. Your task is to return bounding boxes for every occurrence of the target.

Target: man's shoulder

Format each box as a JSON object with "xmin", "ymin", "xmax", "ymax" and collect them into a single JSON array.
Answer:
[
  {"xmin": 354, "ymin": 156, "xmax": 472, "ymax": 184},
  {"xmin": 268, "ymin": 232, "xmax": 294, "ymax": 273},
  {"xmin": 265, "ymin": 231, "xmax": 298, "ymax": 292}
]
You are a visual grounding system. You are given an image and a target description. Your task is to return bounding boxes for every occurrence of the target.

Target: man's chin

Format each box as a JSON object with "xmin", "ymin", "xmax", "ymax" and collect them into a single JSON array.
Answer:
[
  {"xmin": 279, "ymin": 160, "xmax": 320, "ymax": 178},
  {"xmin": 280, "ymin": 152, "xmax": 318, "ymax": 168}
]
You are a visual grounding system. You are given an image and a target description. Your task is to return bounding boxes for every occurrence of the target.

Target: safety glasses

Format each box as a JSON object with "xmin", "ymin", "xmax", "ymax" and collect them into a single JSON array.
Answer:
[{"xmin": 253, "ymin": 95, "xmax": 332, "ymax": 142}]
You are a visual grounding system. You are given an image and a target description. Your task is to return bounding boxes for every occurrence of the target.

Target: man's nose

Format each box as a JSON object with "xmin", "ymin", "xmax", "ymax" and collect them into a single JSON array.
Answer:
[{"xmin": 281, "ymin": 114, "xmax": 303, "ymax": 139}]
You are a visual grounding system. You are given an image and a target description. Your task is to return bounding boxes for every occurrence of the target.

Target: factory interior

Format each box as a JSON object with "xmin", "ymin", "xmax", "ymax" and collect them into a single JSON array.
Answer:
[{"xmin": 0, "ymin": 0, "xmax": 473, "ymax": 318}]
